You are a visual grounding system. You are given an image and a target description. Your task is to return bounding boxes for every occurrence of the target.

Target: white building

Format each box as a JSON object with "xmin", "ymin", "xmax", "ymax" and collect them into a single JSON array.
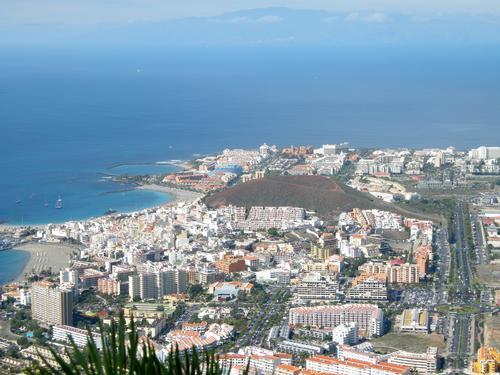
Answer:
[
  {"xmin": 331, "ymin": 323, "xmax": 359, "ymax": 345},
  {"xmin": 19, "ymin": 289, "xmax": 31, "ymax": 306},
  {"xmin": 52, "ymin": 325, "xmax": 103, "ymax": 350},
  {"xmin": 296, "ymin": 273, "xmax": 339, "ymax": 302},
  {"xmin": 289, "ymin": 304, "xmax": 383, "ymax": 338},
  {"xmin": 387, "ymin": 347, "xmax": 439, "ymax": 374}
]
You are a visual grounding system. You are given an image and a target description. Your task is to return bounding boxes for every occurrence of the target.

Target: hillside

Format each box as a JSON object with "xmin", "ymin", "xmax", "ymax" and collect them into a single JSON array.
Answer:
[{"xmin": 206, "ymin": 175, "xmax": 396, "ymax": 217}]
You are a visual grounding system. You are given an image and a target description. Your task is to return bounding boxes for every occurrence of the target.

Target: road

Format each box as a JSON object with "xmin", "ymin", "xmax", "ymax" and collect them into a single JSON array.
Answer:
[
  {"xmin": 435, "ymin": 228, "xmax": 450, "ymax": 305},
  {"xmin": 451, "ymin": 201, "xmax": 474, "ymax": 303},
  {"xmin": 236, "ymin": 288, "xmax": 289, "ymax": 347},
  {"xmin": 470, "ymin": 213, "xmax": 488, "ymax": 265},
  {"xmin": 447, "ymin": 312, "xmax": 473, "ymax": 370},
  {"xmin": 445, "ymin": 201, "xmax": 474, "ymax": 371}
]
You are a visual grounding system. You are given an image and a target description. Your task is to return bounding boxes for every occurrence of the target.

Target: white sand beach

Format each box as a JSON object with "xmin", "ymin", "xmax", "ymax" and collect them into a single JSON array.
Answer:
[
  {"xmin": 138, "ymin": 184, "xmax": 204, "ymax": 205},
  {"xmin": 15, "ymin": 242, "xmax": 77, "ymax": 282}
]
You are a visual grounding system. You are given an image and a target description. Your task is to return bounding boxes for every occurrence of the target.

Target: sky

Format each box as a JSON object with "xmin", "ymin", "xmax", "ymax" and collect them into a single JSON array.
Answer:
[
  {"xmin": 1, "ymin": 0, "xmax": 500, "ymax": 45},
  {"xmin": 2, "ymin": 0, "xmax": 500, "ymax": 26}
]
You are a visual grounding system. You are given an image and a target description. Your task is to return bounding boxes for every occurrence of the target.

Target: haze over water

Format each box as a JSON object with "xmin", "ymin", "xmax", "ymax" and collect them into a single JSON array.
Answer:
[{"xmin": 1, "ymin": 45, "xmax": 499, "ymax": 225}]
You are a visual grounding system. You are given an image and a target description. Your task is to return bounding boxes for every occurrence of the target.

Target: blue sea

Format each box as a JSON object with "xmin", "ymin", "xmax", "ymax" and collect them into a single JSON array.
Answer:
[
  {"xmin": 0, "ymin": 249, "xmax": 30, "ymax": 284},
  {"xmin": 1, "ymin": 45, "xmax": 500, "ymax": 225}
]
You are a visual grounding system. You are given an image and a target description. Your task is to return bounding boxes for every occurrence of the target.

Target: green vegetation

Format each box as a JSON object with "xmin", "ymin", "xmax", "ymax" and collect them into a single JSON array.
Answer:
[
  {"xmin": 26, "ymin": 316, "xmax": 238, "ymax": 375},
  {"xmin": 238, "ymin": 282, "xmax": 268, "ymax": 305},
  {"xmin": 187, "ymin": 284, "xmax": 204, "ymax": 300},
  {"xmin": 399, "ymin": 197, "xmax": 455, "ymax": 229},
  {"xmin": 10, "ymin": 308, "xmax": 49, "ymax": 345},
  {"xmin": 463, "ymin": 203, "xmax": 475, "ymax": 253},
  {"xmin": 267, "ymin": 228, "xmax": 279, "ymax": 237},
  {"xmin": 335, "ymin": 160, "xmax": 356, "ymax": 182},
  {"xmin": 436, "ymin": 305, "xmax": 480, "ymax": 314},
  {"xmin": 343, "ymin": 257, "xmax": 367, "ymax": 278},
  {"xmin": 448, "ymin": 249, "xmax": 457, "ymax": 300}
]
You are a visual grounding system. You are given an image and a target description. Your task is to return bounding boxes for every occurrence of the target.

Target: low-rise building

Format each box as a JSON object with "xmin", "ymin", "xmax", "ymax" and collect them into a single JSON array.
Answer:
[
  {"xmin": 399, "ymin": 309, "xmax": 429, "ymax": 333},
  {"xmin": 276, "ymin": 340, "xmax": 330, "ymax": 356},
  {"xmin": 472, "ymin": 346, "xmax": 500, "ymax": 374},
  {"xmin": 387, "ymin": 347, "xmax": 439, "ymax": 374},
  {"xmin": 52, "ymin": 325, "xmax": 103, "ymax": 350},
  {"xmin": 306, "ymin": 355, "xmax": 410, "ymax": 375}
]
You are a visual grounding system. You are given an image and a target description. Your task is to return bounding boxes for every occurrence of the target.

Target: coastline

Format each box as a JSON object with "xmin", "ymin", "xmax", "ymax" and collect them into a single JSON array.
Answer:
[
  {"xmin": 137, "ymin": 184, "xmax": 204, "ymax": 206},
  {"xmin": 0, "ymin": 185, "xmax": 202, "ymax": 232},
  {"xmin": 0, "ymin": 160, "xmax": 195, "ymax": 229},
  {"xmin": 12, "ymin": 242, "xmax": 77, "ymax": 284}
]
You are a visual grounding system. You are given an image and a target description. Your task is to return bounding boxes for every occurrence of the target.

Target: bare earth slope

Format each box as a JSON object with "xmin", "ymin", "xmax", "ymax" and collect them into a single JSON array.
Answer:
[{"xmin": 206, "ymin": 175, "xmax": 415, "ymax": 217}]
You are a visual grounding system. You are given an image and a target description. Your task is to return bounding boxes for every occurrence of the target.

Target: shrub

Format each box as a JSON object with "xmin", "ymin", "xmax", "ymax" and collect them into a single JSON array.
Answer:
[{"xmin": 25, "ymin": 315, "xmax": 235, "ymax": 375}]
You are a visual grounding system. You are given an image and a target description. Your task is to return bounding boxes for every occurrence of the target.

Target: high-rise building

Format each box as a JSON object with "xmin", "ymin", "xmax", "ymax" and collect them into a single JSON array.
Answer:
[
  {"xmin": 97, "ymin": 278, "xmax": 121, "ymax": 296},
  {"xmin": 296, "ymin": 273, "xmax": 339, "ymax": 302},
  {"xmin": 331, "ymin": 323, "xmax": 359, "ymax": 345},
  {"xmin": 346, "ymin": 275, "xmax": 388, "ymax": 302},
  {"xmin": 197, "ymin": 267, "xmax": 219, "ymax": 285},
  {"xmin": 59, "ymin": 268, "xmax": 79, "ymax": 289},
  {"xmin": 289, "ymin": 304, "xmax": 383, "ymax": 338},
  {"xmin": 469, "ymin": 146, "xmax": 500, "ymax": 160},
  {"xmin": 31, "ymin": 282, "xmax": 73, "ymax": 326},
  {"xmin": 128, "ymin": 269, "xmax": 188, "ymax": 300},
  {"xmin": 387, "ymin": 263, "xmax": 419, "ymax": 284},
  {"xmin": 310, "ymin": 245, "xmax": 334, "ymax": 261}
]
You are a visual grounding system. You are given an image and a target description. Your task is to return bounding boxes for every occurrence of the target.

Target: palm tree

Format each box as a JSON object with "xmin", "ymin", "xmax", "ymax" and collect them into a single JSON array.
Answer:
[{"xmin": 25, "ymin": 315, "xmax": 234, "ymax": 375}]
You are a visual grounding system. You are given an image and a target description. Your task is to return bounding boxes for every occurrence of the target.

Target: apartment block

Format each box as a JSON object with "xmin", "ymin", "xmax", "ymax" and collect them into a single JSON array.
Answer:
[{"xmin": 31, "ymin": 281, "xmax": 73, "ymax": 326}]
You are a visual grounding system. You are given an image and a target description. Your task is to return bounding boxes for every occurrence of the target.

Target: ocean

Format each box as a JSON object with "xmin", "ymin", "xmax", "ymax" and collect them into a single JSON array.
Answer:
[
  {"xmin": 0, "ymin": 249, "xmax": 30, "ymax": 285},
  {"xmin": 1, "ymin": 44, "xmax": 500, "ymax": 225}
]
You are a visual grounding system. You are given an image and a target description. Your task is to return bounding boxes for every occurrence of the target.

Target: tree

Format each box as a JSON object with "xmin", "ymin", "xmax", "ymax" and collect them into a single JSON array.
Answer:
[
  {"xmin": 16, "ymin": 336, "xmax": 29, "ymax": 348},
  {"xmin": 267, "ymin": 228, "xmax": 279, "ymax": 237},
  {"xmin": 188, "ymin": 284, "xmax": 204, "ymax": 299}
]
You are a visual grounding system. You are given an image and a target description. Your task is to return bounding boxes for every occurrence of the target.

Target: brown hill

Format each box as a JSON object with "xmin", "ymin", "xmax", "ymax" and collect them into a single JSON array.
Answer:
[{"xmin": 205, "ymin": 175, "xmax": 399, "ymax": 217}]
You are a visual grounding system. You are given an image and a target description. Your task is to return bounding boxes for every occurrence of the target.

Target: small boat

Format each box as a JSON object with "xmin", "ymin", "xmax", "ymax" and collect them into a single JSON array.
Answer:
[
  {"xmin": 15, "ymin": 197, "xmax": 22, "ymax": 204},
  {"xmin": 55, "ymin": 195, "xmax": 63, "ymax": 209},
  {"xmin": 104, "ymin": 208, "xmax": 117, "ymax": 216}
]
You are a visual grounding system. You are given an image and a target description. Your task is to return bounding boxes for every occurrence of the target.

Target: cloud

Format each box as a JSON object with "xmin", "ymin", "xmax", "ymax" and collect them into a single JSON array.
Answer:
[
  {"xmin": 364, "ymin": 12, "xmax": 387, "ymax": 23},
  {"xmin": 211, "ymin": 14, "xmax": 283, "ymax": 25},
  {"xmin": 345, "ymin": 12, "xmax": 387, "ymax": 23},
  {"xmin": 213, "ymin": 16, "xmax": 249, "ymax": 23},
  {"xmin": 321, "ymin": 16, "xmax": 337, "ymax": 23},
  {"xmin": 256, "ymin": 15, "xmax": 283, "ymax": 24},
  {"xmin": 345, "ymin": 12, "xmax": 360, "ymax": 21}
]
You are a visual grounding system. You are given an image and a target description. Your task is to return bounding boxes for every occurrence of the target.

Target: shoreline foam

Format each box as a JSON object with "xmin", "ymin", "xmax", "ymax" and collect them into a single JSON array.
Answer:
[{"xmin": 137, "ymin": 184, "xmax": 204, "ymax": 206}]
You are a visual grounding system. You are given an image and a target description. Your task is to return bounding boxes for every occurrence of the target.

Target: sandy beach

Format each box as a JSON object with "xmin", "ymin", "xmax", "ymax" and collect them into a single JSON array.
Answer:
[
  {"xmin": 138, "ymin": 184, "xmax": 204, "ymax": 205},
  {"xmin": 15, "ymin": 242, "xmax": 77, "ymax": 282}
]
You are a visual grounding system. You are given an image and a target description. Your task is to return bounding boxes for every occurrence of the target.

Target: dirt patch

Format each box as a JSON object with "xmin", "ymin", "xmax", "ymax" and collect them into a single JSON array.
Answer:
[
  {"xmin": 484, "ymin": 314, "xmax": 500, "ymax": 348},
  {"xmin": 371, "ymin": 333, "xmax": 446, "ymax": 354},
  {"xmin": 476, "ymin": 263, "xmax": 500, "ymax": 288},
  {"xmin": 206, "ymin": 175, "xmax": 436, "ymax": 220}
]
